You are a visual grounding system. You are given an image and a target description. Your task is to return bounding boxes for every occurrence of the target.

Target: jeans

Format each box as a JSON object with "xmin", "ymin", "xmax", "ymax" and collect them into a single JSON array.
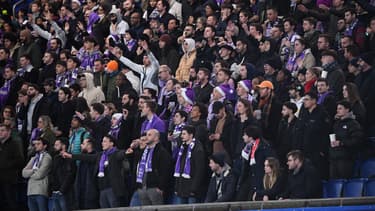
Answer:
[
  {"xmin": 28, "ymin": 195, "xmax": 48, "ymax": 211},
  {"xmin": 172, "ymin": 194, "xmax": 198, "ymax": 204},
  {"xmin": 48, "ymin": 192, "xmax": 68, "ymax": 211},
  {"xmin": 129, "ymin": 191, "xmax": 141, "ymax": 207}
]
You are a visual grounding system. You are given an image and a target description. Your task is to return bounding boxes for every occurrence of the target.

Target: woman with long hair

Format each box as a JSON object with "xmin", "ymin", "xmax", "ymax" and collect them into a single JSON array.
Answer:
[
  {"xmin": 28, "ymin": 115, "xmax": 56, "ymax": 156},
  {"xmin": 342, "ymin": 82, "xmax": 366, "ymax": 126},
  {"xmin": 252, "ymin": 157, "xmax": 285, "ymax": 201}
]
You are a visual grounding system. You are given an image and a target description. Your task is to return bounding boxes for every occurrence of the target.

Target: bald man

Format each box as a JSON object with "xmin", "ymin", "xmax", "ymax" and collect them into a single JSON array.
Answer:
[{"xmin": 131, "ymin": 129, "xmax": 173, "ymax": 206}]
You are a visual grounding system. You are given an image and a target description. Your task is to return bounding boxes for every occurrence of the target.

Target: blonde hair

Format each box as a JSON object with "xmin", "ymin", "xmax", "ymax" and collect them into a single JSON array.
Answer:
[
  {"xmin": 263, "ymin": 157, "xmax": 280, "ymax": 190},
  {"xmin": 39, "ymin": 115, "xmax": 53, "ymax": 130}
]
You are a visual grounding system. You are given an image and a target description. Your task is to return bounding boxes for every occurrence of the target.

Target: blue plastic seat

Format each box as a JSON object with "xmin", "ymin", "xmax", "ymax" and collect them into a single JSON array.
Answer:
[
  {"xmin": 360, "ymin": 158, "xmax": 375, "ymax": 178},
  {"xmin": 323, "ymin": 179, "xmax": 345, "ymax": 198},
  {"xmin": 343, "ymin": 178, "xmax": 367, "ymax": 197},
  {"xmin": 364, "ymin": 178, "xmax": 375, "ymax": 196}
]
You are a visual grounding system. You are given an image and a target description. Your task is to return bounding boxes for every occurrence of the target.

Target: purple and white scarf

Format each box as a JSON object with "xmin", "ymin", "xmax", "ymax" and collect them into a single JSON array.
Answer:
[
  {"xmin": 136, "ymin": 146, "xmax": 155, "ymax": 183},
  {"xmin": 171, "ymin": 123, "xmax": 185, "ymax": 160},
  {"xmin": 98, "ymin": 147, "xmax": 117, "ymax": 177},
  {"xmin": 286, "ymin": 51, "xmax": 305, "ymax": 73},
  {"xmin": 0, "ymin": 77, "xmax": 14, "ymax": 107},
  {"xmin": 174, "ymin": 140, "xmax": 195, "ymax": 179}
]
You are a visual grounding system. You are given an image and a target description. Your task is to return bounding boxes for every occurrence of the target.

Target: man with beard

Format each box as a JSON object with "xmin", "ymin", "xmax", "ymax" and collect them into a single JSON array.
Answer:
[
  {"xmin": 16, "ymin": 29, "xmax": 42, "ymax": 69},
  {"xmin": 54, "ymin": 87, "xmax": 75, "ymax": 137},
  {"xmin": 355, "ymin": 53, "xmax": 375, "ymax": 136},
  {"xmin": 49, "ymin": 137, "xmax": 76, "ymax": 211},
  {"xmin": 129, "ymin": 129, "xmax": 173, "ymax": 205},
  {"xmin": 253, "ymin": 81, "xmax": 282, "ymax": 146},
  {"xmin": 74, "ymin": 139, "xmax": 99, "ymax": 209},
  {"xmin": 18, "ymin": 84, "xmax": 50, "ymax": 140},
  {"xmin": 193, "ymin": 65, "xmax": 214, "ymax": 104},
  {"xmin": 316, "ymin": 78, "xmax": 337, "ymax": 119}
]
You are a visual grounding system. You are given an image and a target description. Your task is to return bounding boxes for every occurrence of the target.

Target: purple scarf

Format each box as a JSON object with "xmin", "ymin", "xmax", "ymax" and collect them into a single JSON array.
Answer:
[
  {"xmin": 68, "ymin": 68, "xmax": 80, "ymax": 85},
  {"xmin": 174, "ymin": 140, "xmax": 195, "ymax": 179},
  {"xmin": 318, "ymin": 91, "xmax": 332, "ymax": 105},
  {"xmin": 30, "ymin": 128, "xmax": 42, "ymax": 144},
  {"xmin": 32, "ymin": 152, "xmax": 44, "ymax": 168},
  {"xmin": 56, "ymin": 72, "xmax": 69, "ymax": 88},
  {"xmin": 171, "ymin": 123, "xmax": 185, "ymax": 160},
  {"xmin": 109, "ymin": 125, "xmax": 121, "ymax": 140},
  {"xmin": 98, "ymin": 147, "xmax": 117, "ymax": 177},
  {"xmin": 136, "ymin": 146, "xmax": 155, "ymax": 183},
  {"xmin": 286, "ymin": 51, "xmax": 305, "ymax": 73},
  {"xmin": 345, "ymin": 19, "xmax": 358, "ymax": 36},
  {"xmin": 0, "ymin": 77, "xmax": 14, "ymax": 107}
]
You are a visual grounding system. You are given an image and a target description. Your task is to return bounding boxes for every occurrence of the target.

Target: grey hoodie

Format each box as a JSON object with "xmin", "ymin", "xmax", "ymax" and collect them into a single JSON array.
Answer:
[{"xmin": 78, "ymin": 72, "xmax": 106, "ymax": 105}]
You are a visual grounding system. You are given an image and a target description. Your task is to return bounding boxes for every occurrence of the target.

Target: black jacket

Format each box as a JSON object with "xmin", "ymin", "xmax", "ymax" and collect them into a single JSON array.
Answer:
[
  {"xmin": 280, "ymin": 159, "xmax": 322, "ymax": 199},
  {"xmin": 355, "ymin": 68, "xmax": 375, "ymax": 130},
  {"xmin": 238, "ymin": 139, "xmax": 274, "ymax": 193},
  {"xmin": 188, "ymin": 119, "xmax": 209, "ymax": 154},
  {"xmin": 205, "ymin": 165, "xmax": 237, "ymax": 202},
  {"xmin": 255, "ymin": 171, "xmax": 286, "ymax": 200},
  {"xmin": 174, "ymin": 140, "xmax": 208, "ymax": 198},
  {"xmin": 0, "ymin": 136, "xmax": 24, "ymax": 184},
  {"xmin": 276, "ymin": 117, "xmax": 299, "ymax": 163},
  {"xmin": 295, "ymin": 105, "xmax": 331, "ymax": 163},
  {"xmin": 49, "ymin": 153, "xmax": 77, "ymax": 194},
  {"xmin": 72, "ymin": 149, "xmax": 128, "ymax": 197},
  {"xmin": 193, "ymin": 82, "xmax": 214, "ymax": 105},
  {"xmin": 54, "ymin": 100, "xmax": 75, "ymax": 137},
  {"xmin": 133, "ymin": 143, "xmax": 173, "ymax": 193},
  {"xmin": 231, "ymin": 115, "xmax": 259, "ymax": 160},
  {"xmin": 329, "ymin": 114, "xmax": 363, "ymax": 160}
]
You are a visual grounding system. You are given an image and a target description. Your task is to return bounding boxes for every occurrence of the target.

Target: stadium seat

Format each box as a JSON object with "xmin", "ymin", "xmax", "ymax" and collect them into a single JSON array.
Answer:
[
  {"xmin": 364, "ymin": 178, "xmax": 375, "ymax": 196},
  {"xmin": 360, "ymin": 158, "xmax": 375, "ymax": 178},
  {"xmin": 323, "ymin": 179, "xmax": 345, "ymax": 198},
  {"xmin": 343, "ymin": 178, "xmax": 367, "ymax": 197}
]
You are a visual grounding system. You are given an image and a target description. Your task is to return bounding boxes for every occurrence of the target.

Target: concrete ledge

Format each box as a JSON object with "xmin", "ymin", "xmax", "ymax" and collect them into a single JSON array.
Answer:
[{"xmin": 78, "ymin": 197, "xmax": 375, "ymax": 211}]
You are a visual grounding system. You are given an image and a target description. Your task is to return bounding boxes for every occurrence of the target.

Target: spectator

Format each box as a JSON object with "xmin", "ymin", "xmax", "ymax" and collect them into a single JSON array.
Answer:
[
  {"xmin": 295, "ymin": 92, "xmax": 331, "ymax": 179},
  {"xmin": 76, "ymin": 103, "xmax": 111, "ymax": 151},
  {"xmin": 0, "ymin": 64, "xmax": 24, "ymax": 107},
  {"xmin": 62, "ymin": 135, "xmax": 129, "ymax": 208},
  {"xmin": 16, "ymin": 29, "xmax": 42, "ymax": 69},
  {"xmin": 320, "ymin": 50, "xmax": 345, "ymax": 98},
  {"xmin": 173, "ymin": 125, "xmax": 207, "ymax": 204},
  {"xmin": 0, "ymin": 124, "xmax": 24, "ymax": 211},
  {"xmin": 205, "ymin": 152, "xmax": 236, "ymax": 203},
  {"xmin": 175, "ymin": 38, "xmax": 197, "ymax": 82},
  {"xmin": 355, "ymin": 53, "xmax": 375, "ymax": 136},
  {"xmin": 22, "ymin": 137, "xmax": 52, "ymax": 211},
  {"xmin": 279, "ymin": 150, "xmax": 322, "ymax": 199},
  {"xmin": 74, "ymin": 139, "xmax": 99, "ymax": 209},
  {"xmin": 329, "ymin": 100, "xmax": 363, "ymax": 179},
  {"xmin": 254, "ymin": 80, "xmax": 282, "ymax": 145},
  {"xmin": 67, "ymin": 115, "xmax": 90, "ymax": 155},
  {"xmin": 342, "ymin": 82, "xmax": 366, "ymax": 127},
  {"xmin": 252, "ymin": 157, "xmax": 285, "ymax": 201},
  {"xmin": 236, "ymin": 125, "xmax": 274, "ymax": 201},
  {"xmin": 316, "ymin": 78, "xmax": 337, "ymax": 119},
  {"xmin": 54, "ymin": 87, "xmax": 75, "ymax": 137},
  {"xmin": 49, "ymin": 137, "xmax": 77, "ymax": 211},
  {"xmin": 39, "ymin": 51, "xmax": 57, "ymax": 85},
  {"xmin": 140, "ymin": 100, "xmax": 166, "ymax": 135},
  {"xmin": 77, "ymin": 73, "xmax": 106, "ymax": 105},
  {"xmin": 288, "ymin": 83, "xmax": 305, "ymax": 116},
  {"xmin": 277, "ymin": 102, "xmax": 299, "ymax": 166},
  {"xmin": 285, "ymin": 38, "xmax": 316, "ymax": 75},
  {"xmin": 55, "ymin": 60, "xmax": 69, "ymax": 89},
  {"xmin": 17, "ymin": 54, "xmax": 39, "ymax": 84},
  {"xmin": 130, "ymin": 129, "xmax": 173, "ymax": 205},
  {"xmin": 344, "ymin": 8, "xmax": 366, "ymax": 51}
]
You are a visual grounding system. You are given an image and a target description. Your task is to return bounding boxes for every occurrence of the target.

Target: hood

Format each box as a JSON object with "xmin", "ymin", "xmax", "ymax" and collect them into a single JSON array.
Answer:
[
  {"xmin": 183, "ymin": 38, "xmax": 196, "ymax": 54},
  {"xmin": 83, "ymin": 72, "xmax": 95, "ymax": 89},
  {"xmin": 109, "ymin": 5, "xmax": 123, "ymax": 24}
]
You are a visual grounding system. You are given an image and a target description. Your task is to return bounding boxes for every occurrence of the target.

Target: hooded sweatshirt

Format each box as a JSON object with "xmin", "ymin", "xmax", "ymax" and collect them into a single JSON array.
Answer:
[
  {"xmin": 175, "ymin": 38, "xmax": 196, "ymax": 82},
  {"xmin": 78, "ymin": 73, "xmax": 106, "ymax": 105}
]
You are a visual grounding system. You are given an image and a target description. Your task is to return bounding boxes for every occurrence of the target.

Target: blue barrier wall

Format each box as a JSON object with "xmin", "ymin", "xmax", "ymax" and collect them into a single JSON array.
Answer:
[{"xmin": 241, "ymin": 204, "xmax": 375, "ymax": 211}]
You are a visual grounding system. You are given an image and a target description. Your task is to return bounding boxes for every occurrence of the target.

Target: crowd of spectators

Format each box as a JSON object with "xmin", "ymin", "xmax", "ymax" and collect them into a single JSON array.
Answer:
[{"xmin": 0, "ymin": 0, "xmax": 374, "ymax": 210}]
